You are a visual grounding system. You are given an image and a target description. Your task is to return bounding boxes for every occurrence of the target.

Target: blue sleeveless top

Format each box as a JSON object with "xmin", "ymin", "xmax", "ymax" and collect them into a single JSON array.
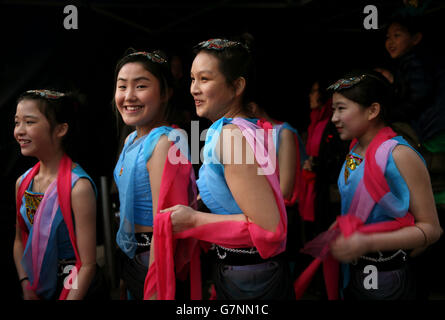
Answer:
[
  {"xmin": 197, "ymin": 117, "xmax": 260, "ymax": 215},
  {"xmin": 273, "ymin": 122, "xmax": 308, "ymax": 166},
  {"xmin": 114, "ymin": 126, "xmax": 189, "ymax": 258},
  {"xmin": 20, "ymin": 164, "xmax": 95, "ymax": 260},
  {"xmin": 338, "ymin": 136, "xmax": 423, "ymax": 224}
]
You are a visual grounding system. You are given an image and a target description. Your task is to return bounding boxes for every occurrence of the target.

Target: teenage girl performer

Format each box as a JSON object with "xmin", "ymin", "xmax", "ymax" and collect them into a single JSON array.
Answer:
[
  {"xmin": 113, "ymin": 50, "xmax": 194, "ymax": 300},
  {"xmin": 161, "ymin": 37, "xmax": 294, "ymax": 300},
  {"xmin": 297, "ymin": 71, "xmax": 442, "ymax": 300},
  {"xmin": 13, "ymin": 90, "xmax": 98, "ymax": 300}
]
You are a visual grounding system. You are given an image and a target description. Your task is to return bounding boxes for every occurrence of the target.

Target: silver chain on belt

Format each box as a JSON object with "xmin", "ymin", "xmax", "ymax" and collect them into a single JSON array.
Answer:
[
  {"xmin": 212, "ymin": 244, "xmax": 259, "ymax": 260},
  {"xmin": 352, "ymin": 249, "xmax": 407, "ymax": 265}
]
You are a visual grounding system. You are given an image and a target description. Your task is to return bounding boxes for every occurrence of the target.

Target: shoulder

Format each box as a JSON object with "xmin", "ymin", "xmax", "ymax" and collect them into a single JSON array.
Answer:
[
  {"xmin": 279, "ymin": 127, "xmax": 295, "ymax": 140},
  {"xmin": 148, "ymin": 135, "xmax": 171, "ymax": 165},
  {"xmin": 153, "ymin": 134, "xmax": 171, "ymax": 152},
  {"xmin": 15, "ymin": 175, "xmax": 24, "ymax": 194},
  {"xmin": 220, "ymin": 124, "xmax": 247, "ymax": 147},
  {"xmin": 392, "ymin": 143, "xmax": 425, "ymax": 170},
  {"xmin": 72, "ymin": 177, "xmax": 95, "ymax": 196}
]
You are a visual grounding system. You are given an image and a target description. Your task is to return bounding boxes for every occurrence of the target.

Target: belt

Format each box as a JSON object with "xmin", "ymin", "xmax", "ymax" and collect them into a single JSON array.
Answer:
[
  {"xmin": 134, "ymin": 232, "xmax": 152, "ymax": 255},
  {"xmin": 211, "ymin": 244, "xmax": 270, "ymax": 266},
  {"xmin": 351, "ymin": 249, "xmax": 408, "ymax": 272}
]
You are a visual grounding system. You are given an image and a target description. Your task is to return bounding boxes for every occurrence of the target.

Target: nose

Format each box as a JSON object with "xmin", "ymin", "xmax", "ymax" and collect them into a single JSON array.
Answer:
[
  {"xmin": 190, "ymin": 80, "xmax": 200, "ymax": 97},
  {"xmin": 124, "ymin": 86, "xmax": 137, "ymax": 102},
  {"xmin": 14, "ymin": 122, "xmax": 25, "ymax": 137},
  {"xmin": 331, "ymin": 110, "xmax": 339, "ymax": 124}
]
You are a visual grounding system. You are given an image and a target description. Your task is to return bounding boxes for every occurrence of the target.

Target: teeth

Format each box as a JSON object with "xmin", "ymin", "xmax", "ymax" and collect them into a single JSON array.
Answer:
[{"xmin": 126, "ymin": 106, "xmax": 142, "ymax": 111}]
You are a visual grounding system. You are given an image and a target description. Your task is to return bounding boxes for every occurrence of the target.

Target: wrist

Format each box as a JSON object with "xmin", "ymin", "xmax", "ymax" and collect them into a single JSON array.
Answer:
[
  {"xmin": 20, "ymin": 277, "xmax": 29, "ymax": 289},
  {"xmin": 362, "ymin": 233, "xmax": 374, "ymax": 254}
]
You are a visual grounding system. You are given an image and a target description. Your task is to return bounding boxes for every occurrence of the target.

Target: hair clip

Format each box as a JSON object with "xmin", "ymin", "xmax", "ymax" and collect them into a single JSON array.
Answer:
[
  {"xmin": 195, "ymin": 38, "xmax": 249, "ymax": 52},
  {"xmin": 327, "ymin": 75, "xmax": 367, "ymax": 91},
  {"xmin": 127, "ymin": 51, "xmax": 167, "ymax": 64},
  {"xmin": 26, "ymin": 89, "xmax": 65, "ymax": 99}
]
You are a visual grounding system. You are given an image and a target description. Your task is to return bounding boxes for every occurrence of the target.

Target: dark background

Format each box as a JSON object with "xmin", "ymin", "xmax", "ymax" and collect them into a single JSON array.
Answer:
[{"xmin": 1, "ymin": 0, "xmax": 444, "ymax": 300}]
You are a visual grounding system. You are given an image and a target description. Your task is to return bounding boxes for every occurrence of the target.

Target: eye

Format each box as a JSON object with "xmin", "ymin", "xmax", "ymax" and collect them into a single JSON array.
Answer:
[{"xmin": 118, "ymin": 85, "xmax": 126, "ymax": 89}]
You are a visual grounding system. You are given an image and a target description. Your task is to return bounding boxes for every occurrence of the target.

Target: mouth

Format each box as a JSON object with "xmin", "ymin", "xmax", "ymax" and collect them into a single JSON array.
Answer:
[
  {"xmin": 194, "ymin": 99, "xmax": 204, "ymax": 107},
  {"xmin": 18, "ymin": 139, "xmax": 31, "ymax": 146},
  {"xmin": 336, "ymin": 127, "xmax": 343, "ymax": 132},
  {"xmin": 124, "ymin": 105, "xmax": 144, "ymax": 113}
]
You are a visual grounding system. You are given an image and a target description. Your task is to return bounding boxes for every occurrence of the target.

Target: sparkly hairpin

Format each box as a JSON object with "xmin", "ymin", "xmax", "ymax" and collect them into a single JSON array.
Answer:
[
  {"xmin": 128, "ymin": 51, "xmax": 167, "ymax": 64},
  {"xmin": 195, "ymin": 38, "xmax": 249, "ymax": 52},
  {"xmin": 327, "ymin": 75, "xmax": 367, "ymax": 91},
  {"xmin": 26, "ymin": 89, "xmax": 65, "ymax": 99}
]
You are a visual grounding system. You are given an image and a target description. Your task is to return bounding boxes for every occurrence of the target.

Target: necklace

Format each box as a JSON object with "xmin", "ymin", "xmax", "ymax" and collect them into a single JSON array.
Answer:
[{"xmin": 344, "ymin": 153, "xmax": 363, "ymax": 183}]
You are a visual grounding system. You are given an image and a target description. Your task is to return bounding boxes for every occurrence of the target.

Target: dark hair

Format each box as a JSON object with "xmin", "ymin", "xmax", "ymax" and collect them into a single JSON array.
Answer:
[
  {"xmin": 386, "ymin": 13, "xmax": 424, "ymax": 36},
  {"xmin": 113, "ymin": 48, "xmax": 176, "ymax": 123},
  {"xmin": 17, "ymin": 90, "xmax": 82, "ymax": 157},
  {"xmin": 313, "ymin": 77, "xmax": 332, "ymax": 106},
  {"xmin": 329, "ymin": 70, "xmax": 394, "ymax": 124},
  {"xmin": 193, "ymin": 34, "xmax": 257, "ymax": 111}
]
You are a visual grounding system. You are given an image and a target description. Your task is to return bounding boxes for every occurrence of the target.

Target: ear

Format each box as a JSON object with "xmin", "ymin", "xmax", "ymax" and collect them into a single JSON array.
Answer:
[
  {"xmin": 55, "ymin": 123, "xmax": 69, "ymax": 139},
  {"xmin": 413, "ymin": 32, "xmax": 423, "ymax": 46},
  {"xmin": 233, "ymin": 77, "xmax": 246, "ymax": 97},
  {"xmin": 367, "ymin": 102, "xmax": 381, "ymax": 121}
]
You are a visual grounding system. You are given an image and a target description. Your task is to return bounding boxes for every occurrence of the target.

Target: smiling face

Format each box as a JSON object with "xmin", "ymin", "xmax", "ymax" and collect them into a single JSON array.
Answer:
[
  {"xmin": 331, "ymin": 92, "xmax": 370, "ymax": 141},
  {"xmin": 385, "ymin": 22, "xmax": 420, "ymax": 59},
  {"xmin": 115, "ymin": 62, "xmax": 165, "ymax": 134},
  {"xmin": 190, "ymin": 52, "xmax": 237, "ymax": 122},
  {"xmin": 14, "ymin": 99, "xmax": 55, "ymax": 158}
]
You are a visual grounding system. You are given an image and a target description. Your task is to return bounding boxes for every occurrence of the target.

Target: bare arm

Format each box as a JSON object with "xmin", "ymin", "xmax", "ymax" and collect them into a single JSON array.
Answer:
[
  {"xmin": 146, "ymin": 135, "xmax": 171, "ymax": 275},
  {"xmin": 223, "ymin": 125, "xmax": 280, "ymax": 232},
  {"xmin": 331, "ymin": 145, "xmax": 442, "ymax": 262},
  {"xmin": 66, "ymin": 178, "xmax": 97, "ymax": 300},
  {"xmin": 278, "ymin": 128, "xmax": 297, "ymax": 201},
  {"xmin": 166, "ymin": 124, "xmax": 280, "ymax": 233}
]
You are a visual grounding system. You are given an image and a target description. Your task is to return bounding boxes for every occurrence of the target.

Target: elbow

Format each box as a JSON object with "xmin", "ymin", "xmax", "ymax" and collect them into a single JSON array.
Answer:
[
  {"xmin": 281, "ymin": 182, "xmax": 295, "ymax": 201},
  {"xmin": 433, "ymin": 225, "xmax": 443, "ymax": 244},
  {"xmin": 426, "ymin": 225, "xmax": 443, "ymax": 247},
  {"xmin": 282, "ymin": 190, "xmax": 292, "ymax": 202}
]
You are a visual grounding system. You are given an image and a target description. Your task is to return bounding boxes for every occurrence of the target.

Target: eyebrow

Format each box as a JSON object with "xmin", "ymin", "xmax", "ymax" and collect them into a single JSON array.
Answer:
[
  {"xmin": 15, "ymin": 115, "xmax": 39, "ymax": 120},
  {"xmin": 117, "ymin": 76, "xmax": 151, "ymax": 81},
  {"xmin": 191, "ymin": 70, "xmax": 215, "ymax": 76}
]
